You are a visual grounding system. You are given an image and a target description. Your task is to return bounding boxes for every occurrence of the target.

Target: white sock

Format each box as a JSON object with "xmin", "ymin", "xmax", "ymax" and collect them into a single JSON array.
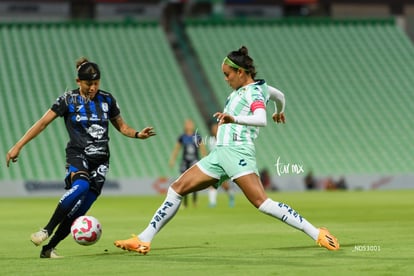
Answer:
[
  {"xmin": 227, "ymin": 187, "xmax": 234, "ymax": 198},
  {"xmin": 208, "ymin": 188, "xmax": 217, "ymax": 206},
  {"xmin": 138, "ymin": 187, "xmax": 182, "ymax": 242},
  {"xmin": 258, "ymin": 198, "xmax": 319, "ymax": 240}
]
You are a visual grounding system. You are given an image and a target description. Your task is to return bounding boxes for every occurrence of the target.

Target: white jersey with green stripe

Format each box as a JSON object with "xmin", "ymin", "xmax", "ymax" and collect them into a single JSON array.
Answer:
[{"xmin": 216, "ymin": 80, "xmax": 269, "ymax": 146}]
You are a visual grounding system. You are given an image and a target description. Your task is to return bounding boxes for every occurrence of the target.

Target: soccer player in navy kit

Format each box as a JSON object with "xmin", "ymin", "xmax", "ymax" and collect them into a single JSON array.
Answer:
[
  {"xmin": 6, "ymin": 57, "xmax": 156, "ymax": 258},
  {"xmin": 169, "ymin": 119, "xmax": 207, "ymax": 208}
]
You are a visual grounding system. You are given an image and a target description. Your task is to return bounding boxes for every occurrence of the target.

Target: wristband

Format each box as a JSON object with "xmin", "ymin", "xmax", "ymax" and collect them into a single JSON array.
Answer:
[{"xmin": 135, "ymin": 131, "xmax": 140, "ymax": 138}]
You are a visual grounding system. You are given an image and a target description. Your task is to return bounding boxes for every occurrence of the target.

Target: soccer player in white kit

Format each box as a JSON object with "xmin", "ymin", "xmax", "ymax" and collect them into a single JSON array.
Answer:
[{"xmin": 114, "ymin": 46, "xmax": 339, "ymax": 254}]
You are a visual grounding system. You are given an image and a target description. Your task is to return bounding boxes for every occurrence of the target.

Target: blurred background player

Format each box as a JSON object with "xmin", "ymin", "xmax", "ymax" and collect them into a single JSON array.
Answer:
[
  {"xmin": 114, "ymin": 46, "xmax": 339, "ymax": 255},
  {"xmin": 169, "ymin": 119, "xmax": 207, "ymax": 208},
  {"xmin": 207, "ymin": 122, "xmax": 235, "ymax": 208},
  {"xmin": 6, "ymin": 57, "xmax": 156, "ymax": 258}
]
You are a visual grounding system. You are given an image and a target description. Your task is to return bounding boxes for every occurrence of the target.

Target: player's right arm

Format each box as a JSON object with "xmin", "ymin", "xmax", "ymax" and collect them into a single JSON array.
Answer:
[
  {"xmin": 169, "ymin": 142, "xmax": 182, "ymax": 168},
  {"xmin": 6, "ymin": 109, "xmax": 58, "ymax": 167}
]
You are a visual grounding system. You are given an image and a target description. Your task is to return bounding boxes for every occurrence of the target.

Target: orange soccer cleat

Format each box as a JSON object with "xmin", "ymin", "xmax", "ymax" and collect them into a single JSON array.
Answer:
[
  {"xmin": 114, "ymin": 235, "xmax": 151, "ymax": 255},
  {"xmin": 317, "ymin": 227, "xmax": 340, "ymax": 251}
]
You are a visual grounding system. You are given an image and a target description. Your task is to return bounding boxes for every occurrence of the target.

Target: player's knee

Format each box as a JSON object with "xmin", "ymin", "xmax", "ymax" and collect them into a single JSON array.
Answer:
[
  {"xmin": 170, "ymin": 181, "xmax": 184, "ymax": 196},
  {"xmin": 171, "ymin": 178, "xmax": 193, "ymax": 196},
  {"xmin": 71, "ymin": 171, "xmax": 90, "ymax": 193},
  {"xmin": 249, "ymin": 197, "xmax": 267, "ymax": 209},
  {"xmin": 72, "ymin": 171, "xmax": 89, "ymax": 183}
]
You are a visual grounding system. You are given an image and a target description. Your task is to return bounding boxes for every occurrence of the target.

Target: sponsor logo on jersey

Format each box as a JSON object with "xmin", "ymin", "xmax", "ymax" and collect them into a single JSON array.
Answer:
[
  {"xmin": 76, "ymin": 114, "xmax": 89, "ymax": 122},
  {"xmin": 84, "ymin": 144, "xmax": 107, "ymax": 156},
  {"xmin": 86, "ymin": 124, "xmax": 106, "ymax": 139},
  {"xmin": 90, "ymin": 114, "xmax": 100, "ymax": 121},
  {"xmin": 238, "ymin": 159, "xmax": 247, "ymax": 166}
]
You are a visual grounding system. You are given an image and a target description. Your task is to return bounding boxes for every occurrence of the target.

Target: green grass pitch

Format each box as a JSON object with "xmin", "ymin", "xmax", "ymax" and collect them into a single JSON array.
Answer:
[{"xmin": 0, "ymin": 190, "xmax": 413, "ymax": 275}]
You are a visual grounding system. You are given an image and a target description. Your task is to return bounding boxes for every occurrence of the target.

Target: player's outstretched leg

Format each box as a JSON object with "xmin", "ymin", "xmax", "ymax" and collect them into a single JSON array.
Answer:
[
  {"xmin": 114, "ymin": 187, "xmax": 183, "ymax": 254},
  {"xmin": 237, "ymin": 174, "xmax": 339, "ymax": 251},
  {"xmin": 258, "ymin": 198, "xmax": 339, "ymax": 250}
]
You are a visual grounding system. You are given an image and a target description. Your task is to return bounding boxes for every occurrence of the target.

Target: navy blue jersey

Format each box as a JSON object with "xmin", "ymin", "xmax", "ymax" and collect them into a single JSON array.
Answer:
[
  {"xmin": 51, "ymin": 89, "xmax": 120, "ymax": 160},
  {"xmin": 178, "ymin": 133, "xmax": 202, "ymax": 164}
]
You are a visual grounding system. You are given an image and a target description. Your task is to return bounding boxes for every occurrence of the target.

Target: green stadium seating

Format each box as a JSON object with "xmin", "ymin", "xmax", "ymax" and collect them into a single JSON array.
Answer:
[
  {"xmin": 2, "ymin": 19, "xmax": 413, "ymax": 184},
  {"xmin": 186, "ymin": 19, "xmax": 414, "ymax": 175},
  {"xmin": 0, "ymin": 22, "xmax": 208, "ymax": 180}
]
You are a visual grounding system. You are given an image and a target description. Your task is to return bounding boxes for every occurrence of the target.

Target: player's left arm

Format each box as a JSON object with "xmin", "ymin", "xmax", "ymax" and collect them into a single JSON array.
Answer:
[
  {"xmin": 110, "ymin": 115, "xmax": 156, "ymax": 139},
  {"xmin": 169, "ymin": 142, "xmax": 181, "ymax": 168},
  {"xmin": 268, "ymin": 85, "xmax": 286, "ymax": 124}
]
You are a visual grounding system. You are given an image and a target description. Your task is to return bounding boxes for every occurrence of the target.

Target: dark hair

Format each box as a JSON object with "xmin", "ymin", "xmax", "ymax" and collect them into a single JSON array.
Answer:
[
  {"xmin": 227, "ymin": 46, "xmax": 257, "ymax": 79},
  {"xmin": 76, "ymin": 57, "xmax": 100, "ymax": 80}
]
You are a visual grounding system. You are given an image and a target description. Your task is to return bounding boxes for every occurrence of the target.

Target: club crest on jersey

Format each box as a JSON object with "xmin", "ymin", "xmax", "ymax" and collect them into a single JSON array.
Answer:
[{"xmin": 101, "ymin": 103, "xmax": 108, "ymax": 112}]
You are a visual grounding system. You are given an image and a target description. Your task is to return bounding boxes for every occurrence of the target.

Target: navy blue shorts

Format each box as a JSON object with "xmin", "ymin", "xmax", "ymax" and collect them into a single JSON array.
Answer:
[{"xmin": 64, "ymin": 153, "xmax": 109, "ymax": 196}]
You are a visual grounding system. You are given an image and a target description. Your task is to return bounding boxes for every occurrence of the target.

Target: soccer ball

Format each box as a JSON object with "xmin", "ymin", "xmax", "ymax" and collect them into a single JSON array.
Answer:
[{"xmin": 71, "ymin": 215, "xmax": 102, "ymax": 246}]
